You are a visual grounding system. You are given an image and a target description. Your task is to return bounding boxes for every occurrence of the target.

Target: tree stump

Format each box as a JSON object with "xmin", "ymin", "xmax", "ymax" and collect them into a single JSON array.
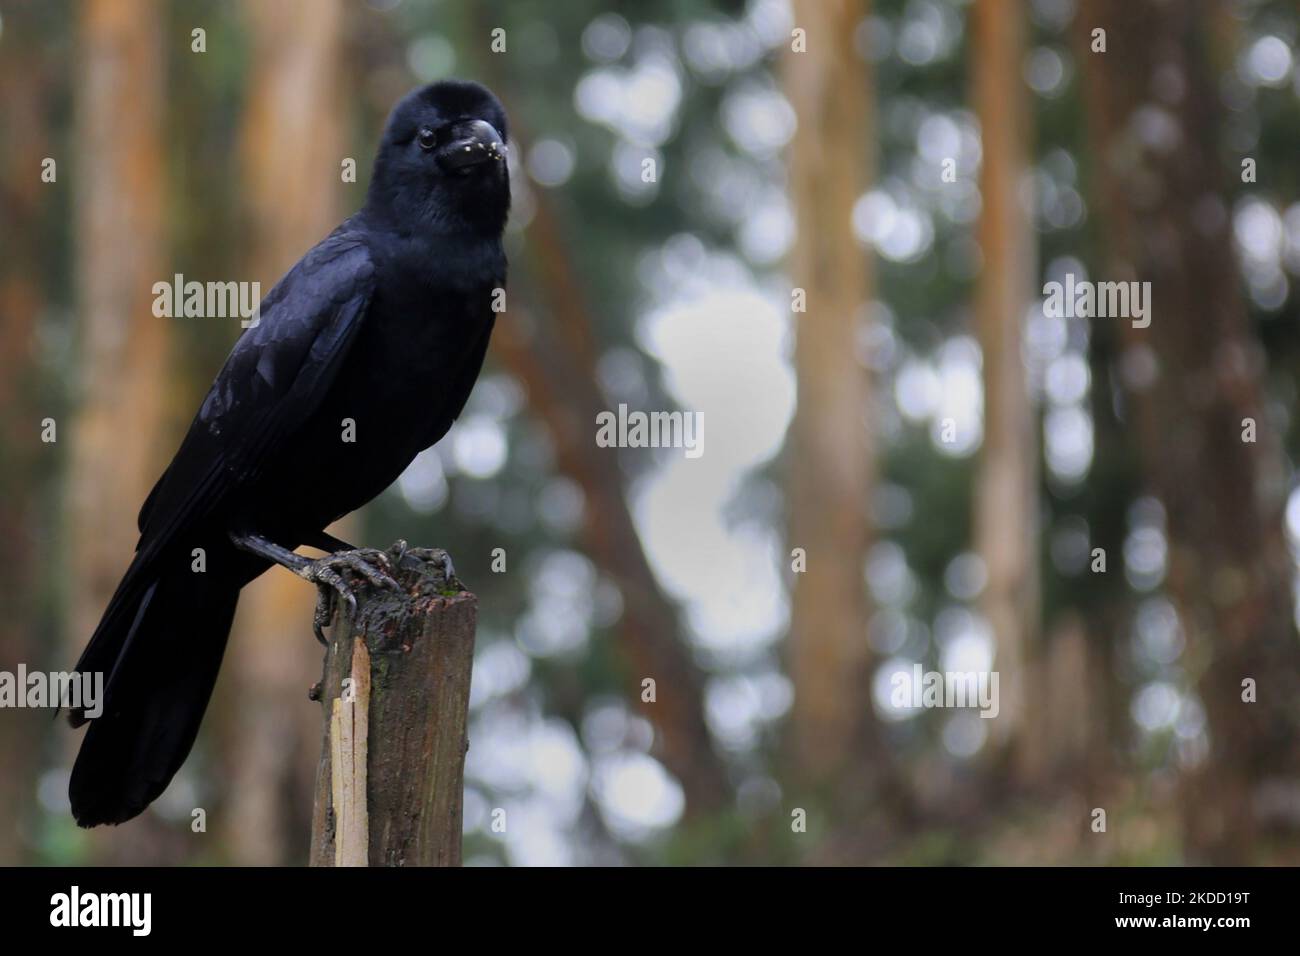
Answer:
[{"xmin": 308, "ymin": 542, "xmax": 477, "ymax": 866}]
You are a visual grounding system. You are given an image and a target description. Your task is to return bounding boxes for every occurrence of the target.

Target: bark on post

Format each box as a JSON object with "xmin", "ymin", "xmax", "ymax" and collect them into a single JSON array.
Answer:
[{"xmin": 309, "ymin": 544, "xmax": 477, "ymax": 867}]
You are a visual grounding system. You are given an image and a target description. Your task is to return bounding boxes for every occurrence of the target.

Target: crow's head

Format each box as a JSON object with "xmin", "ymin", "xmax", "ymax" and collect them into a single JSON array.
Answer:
[{"xmin": 367, "ymin": 80, "xmax": 511, "ymax": 237}]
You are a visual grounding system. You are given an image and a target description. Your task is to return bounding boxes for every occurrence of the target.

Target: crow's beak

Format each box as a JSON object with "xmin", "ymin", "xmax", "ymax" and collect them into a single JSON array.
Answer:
[{"xmin": 436, "ymin": 119, "xmax": 507, "ymax": 173}]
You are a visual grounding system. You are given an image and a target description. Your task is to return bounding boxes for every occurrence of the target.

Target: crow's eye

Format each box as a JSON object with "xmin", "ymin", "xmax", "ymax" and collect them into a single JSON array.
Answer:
[{"xmin": 417, "ymin": 128, "xmax": 438, "ymax": 151}]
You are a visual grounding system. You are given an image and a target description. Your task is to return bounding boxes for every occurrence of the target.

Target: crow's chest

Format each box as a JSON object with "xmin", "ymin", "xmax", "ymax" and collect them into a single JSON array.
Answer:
[
  {"xmin": 254, "ymin": 296, "xmax": 491, "ymax": 534},
  {"xmin": 325, "ymin": 288, "xmax": 490, "ymax": 440}
]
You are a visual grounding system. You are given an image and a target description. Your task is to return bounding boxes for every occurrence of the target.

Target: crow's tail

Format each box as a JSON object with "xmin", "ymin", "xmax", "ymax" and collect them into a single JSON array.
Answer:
[{"xmin": 69, "ymin": 554, "xmax": 241, "ymax": 827}]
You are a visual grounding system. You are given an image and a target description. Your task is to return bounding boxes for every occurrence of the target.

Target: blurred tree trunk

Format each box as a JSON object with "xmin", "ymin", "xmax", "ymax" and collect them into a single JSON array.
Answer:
[
  {"xmin": 219, "ymin": 0, "xmax": 348, "ymax": 865},
  {"xmin": 1077, "ymin": 0, "xmax": 1300, "ymax": 862},
  {"xmin": 70, "ymin": 0, "xmax": 175, "ymax": 863},
  {"xmin": 970, "ymin": 0, "xmax": 1040, "ymax": 774},
  {"xmin": 70, "ymin": 0, "xmax": 169, "ymax": 669},
  {"xmin": 0, "ymin": 15, "xmax": 55, "ymax": 864},
  {"xmin": 783, "ymin": 0, "xmax": 880, "ymax": 784},
  {"xmin": 1081, "ymin": 321, "xmax": 1141, "ymax": 782}
]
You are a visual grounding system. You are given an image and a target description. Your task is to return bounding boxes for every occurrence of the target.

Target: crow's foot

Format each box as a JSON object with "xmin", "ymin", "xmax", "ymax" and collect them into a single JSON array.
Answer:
[
  {"xmin": 299, "ymin": 548, "xmax": 401, "ymax": 643},
  {"xmin": 390, "ymin": 539, "xmax": 462, "ymax": 591}
]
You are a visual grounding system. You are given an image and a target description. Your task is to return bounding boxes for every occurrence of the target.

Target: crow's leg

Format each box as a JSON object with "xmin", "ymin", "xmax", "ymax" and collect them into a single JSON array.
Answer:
[{"xmin": 229, "ymin": 531, "xmax": 400, "ymax": 644}]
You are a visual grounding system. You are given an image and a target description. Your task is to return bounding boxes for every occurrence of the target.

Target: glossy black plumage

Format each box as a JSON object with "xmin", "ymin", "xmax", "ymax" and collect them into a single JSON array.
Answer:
[{"xmin": 68, "ymin": 80, "xmax": 510, "ymax": 827}]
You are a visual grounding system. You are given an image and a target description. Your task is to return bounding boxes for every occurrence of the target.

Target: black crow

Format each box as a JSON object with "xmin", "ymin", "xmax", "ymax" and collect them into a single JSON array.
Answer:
[{"xmin": 67, "ymin": 80, "xmax": 511, "ymax": 827}]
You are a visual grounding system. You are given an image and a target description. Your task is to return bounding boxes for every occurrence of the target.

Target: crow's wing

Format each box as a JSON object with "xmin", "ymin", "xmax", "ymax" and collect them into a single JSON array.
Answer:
[
  {"xmin": 135, "ymin": 225, "xmax": 376, "ymax": 554},
  {"xmin": 72, "ymin": 226, "xmax": 374, "ymax": 686}
]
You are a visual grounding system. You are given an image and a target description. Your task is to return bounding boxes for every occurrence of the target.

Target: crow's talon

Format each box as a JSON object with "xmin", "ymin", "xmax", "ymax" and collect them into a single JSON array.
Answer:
[
  {"xmin": 312, "ymin": 585, "xmax": 336, "ymax": 645},
  {"xmin": 300, "ymin": 549, "xmax": 398, "ymax": 640},
  {"xmin": 401, "ymin": 546, "xmax": 460, "ymax": 589}
]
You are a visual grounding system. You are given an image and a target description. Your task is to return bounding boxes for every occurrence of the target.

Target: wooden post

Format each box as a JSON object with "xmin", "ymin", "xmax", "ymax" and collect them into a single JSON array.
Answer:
[{"xmin": 308, "ymin": 543, "xmax": 477, "ymax": 867}]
